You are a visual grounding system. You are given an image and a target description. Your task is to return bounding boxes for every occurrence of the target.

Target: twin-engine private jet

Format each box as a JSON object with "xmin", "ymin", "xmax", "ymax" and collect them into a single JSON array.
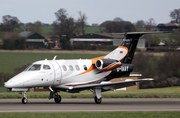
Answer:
[{"xmin": 5, "ymin": 32, "xmax": 156, "ymax": 104}]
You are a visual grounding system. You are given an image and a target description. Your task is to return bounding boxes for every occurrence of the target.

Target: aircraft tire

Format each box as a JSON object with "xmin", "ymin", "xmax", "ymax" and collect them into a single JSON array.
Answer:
[
  {"xmin": 94, "ymin": 97, "xmax": 102, "ymax": 104},
  {"xmin": 22, "ymin": 97, "xmax": 28, "ymax": 104},
  {"xmin": 54, "ymin": 95, "xmax": 61, "ymax": 103}
]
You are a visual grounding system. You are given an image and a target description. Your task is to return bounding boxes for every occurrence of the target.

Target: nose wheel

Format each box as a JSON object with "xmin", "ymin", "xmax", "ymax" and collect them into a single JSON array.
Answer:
[
  {"xmin": 22, "ymin": 97, "xmax": 28, "ymax": 104},
  {"xmin": 22, "ymin": 92, "xmax": 28, "ymax": 104}
]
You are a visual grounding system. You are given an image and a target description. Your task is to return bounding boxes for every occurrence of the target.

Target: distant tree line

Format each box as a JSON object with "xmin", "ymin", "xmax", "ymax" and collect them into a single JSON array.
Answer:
[{"xmin": 1, "ymin": 32, "xmax": 26, "ymax": 50}]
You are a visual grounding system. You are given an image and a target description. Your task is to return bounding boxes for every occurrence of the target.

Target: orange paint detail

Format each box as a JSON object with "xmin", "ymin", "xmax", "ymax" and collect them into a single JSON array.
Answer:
[
  {"xmin": 118, "ymin": 46, "xmax": 129, "ymax": 51},
  {"xmin": 77, "ymin": 56, "xmax": 105, "ymax": 76},
  {"xmin": 91, "ymin": 56, "xmax": 105, "ymax": 64},
  {"xmin": 117, "ymin": 46, "xmax": 129, "ymax": 61},
  {"xmin": 64, "ymin": 70, "xmax": 112, "ymax": 86},
  {"xmin": 78, "ymin": 64, "xmax": 96, "ymax": 76},
  {"xmin": 100, "ymin": 61, "xmax": 121, "ymax": 71}
]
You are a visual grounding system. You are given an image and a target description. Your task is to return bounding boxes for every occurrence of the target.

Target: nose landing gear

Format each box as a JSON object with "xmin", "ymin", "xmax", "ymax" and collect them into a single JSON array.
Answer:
[{"xmin": 22, "ymin": 92, "xmax": 28, "ymax": 104}]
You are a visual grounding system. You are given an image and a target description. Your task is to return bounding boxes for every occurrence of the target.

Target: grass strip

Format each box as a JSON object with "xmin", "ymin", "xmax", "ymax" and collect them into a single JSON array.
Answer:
[{"xmin": 0, "ymin": 112, "xmax": 180, "ymax": 118}]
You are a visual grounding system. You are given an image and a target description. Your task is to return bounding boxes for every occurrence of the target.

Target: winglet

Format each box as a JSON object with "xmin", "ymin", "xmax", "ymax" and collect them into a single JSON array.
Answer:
[{"xmin": 53, "ymin": 55, "xmax": 57, "ymax": 60}]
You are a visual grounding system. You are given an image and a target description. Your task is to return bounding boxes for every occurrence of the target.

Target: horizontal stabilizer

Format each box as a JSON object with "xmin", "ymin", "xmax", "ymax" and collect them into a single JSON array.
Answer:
[{"xmin": 111, "ymin": 31, "xmax": 168, "ymax": 38}]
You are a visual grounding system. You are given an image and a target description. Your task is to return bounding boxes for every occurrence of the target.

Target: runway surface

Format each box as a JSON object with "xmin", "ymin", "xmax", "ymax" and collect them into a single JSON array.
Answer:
[{"xmin": 0, "ymin": 98, "xmax": 180, "ymax": 113}]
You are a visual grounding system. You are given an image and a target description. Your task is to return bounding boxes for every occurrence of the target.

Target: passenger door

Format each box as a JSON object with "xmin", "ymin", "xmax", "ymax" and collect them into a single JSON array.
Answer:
[{"xmin": 50, "ymin": 61, "xmax": 62, "ymax": 86}]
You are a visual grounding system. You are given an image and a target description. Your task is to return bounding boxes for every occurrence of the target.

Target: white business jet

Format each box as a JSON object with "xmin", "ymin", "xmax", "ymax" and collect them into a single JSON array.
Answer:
[{"xmin": 5, "ymin": 32, "xmax": 155, "ymax": 104}]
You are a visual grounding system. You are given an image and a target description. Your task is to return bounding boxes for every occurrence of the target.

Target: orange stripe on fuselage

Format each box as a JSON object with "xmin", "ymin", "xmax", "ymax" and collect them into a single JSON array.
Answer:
[
  {"xmin": 78, "ymin": 64, "xmax": 96, "ymax": 76},
  {"xmin": 77, "ymin": 56, "xmax": 105, "ymax": 76},
  {"xmin": 64, "ymin": 70, "xmax": 112, "ymax": 86}
]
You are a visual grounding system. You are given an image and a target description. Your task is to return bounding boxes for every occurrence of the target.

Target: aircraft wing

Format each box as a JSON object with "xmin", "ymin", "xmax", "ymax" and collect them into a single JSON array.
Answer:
[{"xmin": 55, "ymin": 78, "xmax": 153, "ymax": 92}]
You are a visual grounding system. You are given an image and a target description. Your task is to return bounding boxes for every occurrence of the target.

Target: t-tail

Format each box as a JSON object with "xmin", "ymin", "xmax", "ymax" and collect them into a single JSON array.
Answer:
[
  {"xmin": 104, "ymin": 32, "xmax": 160, "ymax": 64},
  {"xmin": 94, "ymin": 32, "xmax": 163, "ymax": 74}
]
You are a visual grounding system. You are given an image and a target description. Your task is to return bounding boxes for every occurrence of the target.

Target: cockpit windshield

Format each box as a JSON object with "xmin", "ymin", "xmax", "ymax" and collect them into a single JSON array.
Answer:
[
  {"xmin": 28, "ymin": 64, "xmax": 41, "ymax": 71},
  {"xmin": 24, "ymin": 64, "xmax": 51, "ymax": 71}
]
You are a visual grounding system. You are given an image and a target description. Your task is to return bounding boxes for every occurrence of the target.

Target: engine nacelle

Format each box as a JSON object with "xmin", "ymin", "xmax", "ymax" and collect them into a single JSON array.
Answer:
[{"xmin": 95, "ymin": 59, "xmax": 121, "ymax": 71}]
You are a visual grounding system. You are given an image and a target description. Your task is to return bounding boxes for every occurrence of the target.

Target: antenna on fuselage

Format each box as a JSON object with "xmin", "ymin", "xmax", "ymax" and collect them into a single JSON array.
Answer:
[{"xmin": 53, "ymin": 55, "xmax": 57, "ymax": 60}]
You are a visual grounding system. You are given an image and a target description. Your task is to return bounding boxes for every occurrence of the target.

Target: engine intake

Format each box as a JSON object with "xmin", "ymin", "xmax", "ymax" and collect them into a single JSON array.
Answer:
[{"xmin": 95, "ymin": 59, "xmax": 121, "ymax": 71}]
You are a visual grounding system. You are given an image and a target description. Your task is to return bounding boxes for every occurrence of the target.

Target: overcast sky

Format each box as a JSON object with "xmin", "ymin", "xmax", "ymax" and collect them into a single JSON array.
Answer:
[{"xmin": 0, "ymin": 0, "xmax": 179, "ymax": 25}]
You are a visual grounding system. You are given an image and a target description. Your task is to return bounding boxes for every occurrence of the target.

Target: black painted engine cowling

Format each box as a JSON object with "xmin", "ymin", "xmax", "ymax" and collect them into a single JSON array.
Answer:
[{"xmin": 95, "ymin": 59, "xmax": 121, "ymax": 71}]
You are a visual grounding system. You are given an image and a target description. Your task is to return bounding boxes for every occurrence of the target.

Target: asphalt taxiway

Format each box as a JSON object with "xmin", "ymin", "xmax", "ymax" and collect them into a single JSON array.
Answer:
[{"xmin": 0, "ymin": 98, "xmax": 180, "ymax": 113}]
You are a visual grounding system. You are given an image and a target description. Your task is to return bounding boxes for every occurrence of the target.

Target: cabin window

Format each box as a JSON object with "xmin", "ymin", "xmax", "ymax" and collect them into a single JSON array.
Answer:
[
  {"xmin": 75, "ymin": 65, "xmax": 80, "ymax": 71},
  {"xmin": 83, "ymin": 65, "xmax": 87, "ymax": 70},
  {"xmin": 28, "ymin": 64, "xmax": 41, "ymax": 71},
  {"xmin": 69, "ymin": 65, "xmax": 73, "ymax": 71},
  {"xmin": 43, "ymin": 65, "xmax": 51, "ymax": 70},
  {"xmin": 62, "ymin": 65, "xmax": 67, "ymax": 71}
]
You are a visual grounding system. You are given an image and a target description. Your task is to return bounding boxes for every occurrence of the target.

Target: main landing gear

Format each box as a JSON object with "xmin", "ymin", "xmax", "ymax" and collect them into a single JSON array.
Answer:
[
  {"xmin": 93, "ymin": 88, "xmax": 102, "ymax": 104},
  {"xmin": 94, "ymin": 96, "xmax": 102, "ymax": 104},
  {"xmin": 49, "ymin": 91, "xmax": 61, "ymax": 103}
]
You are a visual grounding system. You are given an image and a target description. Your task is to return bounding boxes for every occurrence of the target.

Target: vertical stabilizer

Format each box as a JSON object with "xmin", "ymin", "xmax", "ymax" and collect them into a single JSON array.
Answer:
[{"xmin": 105, "ymin": 32, "xmax": 157, "ymax": 64}]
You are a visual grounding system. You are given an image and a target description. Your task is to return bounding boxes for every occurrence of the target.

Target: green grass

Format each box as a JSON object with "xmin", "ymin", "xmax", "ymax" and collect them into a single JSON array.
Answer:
[
  {"xmin": 20, "ymin": 26, "xmax": 104, "ymax": 35},
  {"xmin": 20, "ymin": 26, "xmax": 53, "ymax": 34},
  {"xmin": 84, "ymin": 27, "xmax": 105, "ymax": 34},
  {"xmin": 1, "ymin": 87, "xmax": 180, "ymax": 98},
  {"xmin": 0, "ymin": 112, "xmax": 179, "ymax": 118},
  {"xmin": 154, "ymin": 33, "xmax": 170, "ymax": 39},
  {"xmin": 0, "ymin": 52, "xmax": 104, "ymax": 73}
]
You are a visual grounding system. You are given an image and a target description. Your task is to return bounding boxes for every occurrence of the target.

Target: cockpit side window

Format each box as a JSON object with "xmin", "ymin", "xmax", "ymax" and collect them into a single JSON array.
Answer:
[
  {"xmin": 24, "ymin": 64, "xmax": 32, "ymax": 71},
  {"xmin": 43, "ymin": 65, "xmax": 51, "ymax": 70},
  {"xmin": 28, "ymin": 64, "xmax": 41, "ymax": 71}
]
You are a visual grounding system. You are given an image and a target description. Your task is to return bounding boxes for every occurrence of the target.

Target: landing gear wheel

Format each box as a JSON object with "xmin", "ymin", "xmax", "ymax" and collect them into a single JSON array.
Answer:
[
  {"xmin": 94, "ymin": 97, "xmax": 102, "ymax": 104},
  {"xmin": 22, "ymin": 97, "xmax": 28, "ymax": 104},
  {"xmin": 54, "ymin": 95, "xmax": 61, "ymax": 103}
]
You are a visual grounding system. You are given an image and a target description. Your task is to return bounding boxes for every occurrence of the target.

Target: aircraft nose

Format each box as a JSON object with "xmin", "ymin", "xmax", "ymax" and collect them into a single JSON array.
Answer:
[
  {"xmin": 4, "ymin": 81, "xmax": 14, "ymax": 88},
  {"xmin": 4, "ymin": 75, "xmax": 23, "ymax": 88}
]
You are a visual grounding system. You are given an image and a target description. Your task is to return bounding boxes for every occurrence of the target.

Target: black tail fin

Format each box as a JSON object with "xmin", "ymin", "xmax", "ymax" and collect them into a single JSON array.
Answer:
[
  {"xmin": 120, "ymin": 33, "xmax": 144, "ymax": 64},
  {"xmin": 105, "ymin": 32, "xmax": 164, "ymax": 64}
]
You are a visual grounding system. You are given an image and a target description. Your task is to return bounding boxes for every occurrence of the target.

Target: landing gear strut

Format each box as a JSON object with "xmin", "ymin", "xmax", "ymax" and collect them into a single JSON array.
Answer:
[
  {"xmin": 93, "ymin": 88, "xmax": 102, "ymax": 104},
  {"xmin": 22, "ymin": 92, "xmax": 28, "ymax": 104}
]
